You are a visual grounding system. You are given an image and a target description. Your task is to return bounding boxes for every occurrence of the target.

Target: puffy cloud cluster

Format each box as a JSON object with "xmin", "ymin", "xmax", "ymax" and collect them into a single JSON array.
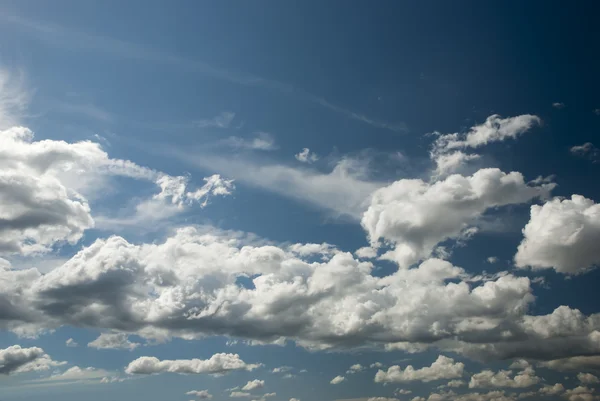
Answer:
[
  {"xmin": 571, "ymin": 143, "xmax": 599, "ymax": 163},
  {"xmin": 515, "ymin": 195, "xmax": 600, "ymax": 275},
  {"xmin": 0, "ymin": 345, "xmax": 64, "ymax": 375},
  {"xmin": 295, "ymin": 148, "xmax": 319, "ymax": 164},
  {"xmin": 1, "ymin": 225, "xmax": 599, "ymax": 362},
  {"xmin": 430, "ymin": 114, "xmax": 541, "ymax": 175},
  {"xmin": 0, "ymin": 126, "xmax": 233, "ymax": 253},
  {"xmin": 578, "ymin": 373, "xmax": 599, "ymax": 384},
  {"xmin": 242, "ymin": 379, "xmax": 265, "ymax": 391},
  {"xmin": 362, "ymin": 168, "xmax": 554, "ymax": 267},
  {"xmin": 330, "ymin": 375, "xmax": 345, "ymax": 384},
  {"xmin": 374, "ymin": 356, "xmax": 464, "ymax": 383},
  {"xmin": 468, "ymin": 367, "xmax": 539, "ymax": 388},
  {"xmin": 125, "ymin": 353, "xmax": 260, "ymax": 375},
  {"xmin": 87, "ymin": 333, "xmax": 141, "ymax": 351},
  {"xmin": 186, "ymin": 390, "xmax": 213, "ymax": 399},
  {"xmin": 564, "ymin": 386, "xmax": 599, "ymax": 401},
  {"xmin": 347, "ymin": 363, "xmax": 365, "ymax": 374}
]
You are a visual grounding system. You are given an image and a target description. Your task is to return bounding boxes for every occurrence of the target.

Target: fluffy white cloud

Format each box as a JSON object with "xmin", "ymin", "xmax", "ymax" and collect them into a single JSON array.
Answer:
[
  {"xmin": 0, "ymin": 345, "xmax": 64, "ymax": 375},
  {"xmin": 363, "ymin": 168, "xmax": 553, "ymax": 267},
  {"xmin": 347, "ymin": 364, "xmax": 365, "ymax": 374},
  {"xmin": 0, "ymin": 126, "xmax": 234, "ymax": 252},
  {"xmin": 186, "ymin": 390, "xmax": 213, "ymax": 399},
  {"xmin": 65, "ymin": 338, "xmax": 78, "ymax": 347},
  {"xmin": 515, "ymin": 195, "xmax": 600, "ymax": 274},
  {"xmin": 295, "ymin": 148, "xmax": 318, "ymax": 163},
  {"xmin": 578, "ymin": 373, "xmax": 599, "ymax": 384},
  {"xmin": 374, "ymin": 356, "xmax": 464, "ymax": 383},
  {"xmin": 430, "ymin": 114, "xmax": 541, "ymax": 175},
  {"xmin": 564, "ymin": 386, "xmax": 599, "ymax": 401},
  {"xmin": 88, "ymin": 333, "xmax": 140, "ymax": 351},
  {"xmin": 125, "ymin": 353, "xmax": 261, "ymax": 375},
  {"xmin": 330, "ymin": 375, "xmax": 345, "ymax": 384},
  {"xmin": 241, "ymin": 379, "xmax": 265, "ymax": 391},
  {"xmin": 468, "ymin": 367, "xmax": 539, "ymax": 388}
]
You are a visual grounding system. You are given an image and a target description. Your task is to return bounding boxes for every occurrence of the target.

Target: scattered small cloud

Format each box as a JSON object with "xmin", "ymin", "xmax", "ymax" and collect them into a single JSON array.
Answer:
[
  {"xmin": 570, "ymin": 142, "xmax": 599, "ymax": 163},
  {"xmin": 486, "ymin": 256, "xmax": 498, "ymax": 264},
  {"xmin": 552, "ymin": 102, "xmax": 565, "ymax": 109},
  {"xmin": 186, "ymin": 390, "xmax": 213, "ymax": 399},
  {"xmin": 295, "ymin": 148, "xmax": 319, "ymax": 163},
  {"xmin": 65, "ymin": 338, "xmax": 78, "ymax": 347},
  {"xmin": 330, "ymin": 375, "xmax": 346, "ymax": 384}
]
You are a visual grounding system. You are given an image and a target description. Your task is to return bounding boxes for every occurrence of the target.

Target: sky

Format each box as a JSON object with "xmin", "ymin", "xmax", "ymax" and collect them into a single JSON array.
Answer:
[{"xmin": 0, "ymin": 1, "xmax": 600, "ymax": 401}]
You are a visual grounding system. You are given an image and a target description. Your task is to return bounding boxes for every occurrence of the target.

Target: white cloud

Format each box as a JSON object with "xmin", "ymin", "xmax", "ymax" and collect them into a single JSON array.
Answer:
[
  {"xmin": 88, "ymin": 333, "xmax": 140, "ymax": 351},
  {"xmin": 538, "ymin": 383, "xmax": 564, "ymax": 395},
  {"xmin": 65, "ymin": 338, "xmax": 78, "ymax": 347},
  {"xmin": 447, "ymin": 380, "xmax": 466, "ymax": 388},
  {"xmin": 46, "ymin": 366, "xmax": 112, "ymax": 382},
  {"xmin": 186, "ymin": 390, "xmax": 213, "ymax": 399},
  {"xmin": 363, "ymin": 168, "xmax": 553, "ymax": 267},
  {"xmin": 486, "ymin": 257, "xmax": 498, "ymax": 264},
  {"xmin": 374, "ymin": 356, "xmax": 464, "ymax": 383},
  {"xmin": 177, "ymin": 152, "xmax": 383, "ymax": 218},
  {"xmin": 552, "ymin": 102, "xmax": 566, "ymax": 109},
  {"xmin": 125, "ymin": 353, "xmax": 261, "ymax": 375},
  {"xmin": 368, "ymin": 398, "xmax": 399, "ymax": 401},
  {"xmin": 578, "ymin": 373, "xmax": 599, "ymax": 384},
  {"xmin": 295, "ymin": 148, "xmax": 319, "ymax": 163},
  {"xmin": 222, "ymin": 132, "xmax": 277, "ymax": 151},
  {"xmin": 430, "ymin": 114, "xmax": 541, "ymax": 175},
  {"xmin": 231, "ymin": 392, "xmax": 252, "ymax": 398},
  {"xmin": 195, "ymin": 112, "xmax": 236, "ymax": 129},
  {"xmin": 570, "ymin": 143, "xmax": 599, "ymax": 163},
  {"xmin": 242, "ymin": 379, "xmax": 265, "ymax": 391},
  {"xmin": 0, "ymin": 345, "xmax": 64, "ymax": 375},
  {"xmin": 347, "ymin": 364, "xmax": 365, "ymax": 374},
  {"xmin": 272, "ymin": 366, "xmax": 293, "ymax": 373},
  {"xmin": 370, "ymin": 363, "xmax": 384, "ymax": 369},
  {"xmin": 564, "ymin": 386, "xmax": 598, "ymax": 401},
  {"xmin": 468, "ymin": 367, "xmax": 540, "ymax": 388},
  {"xmin": 330, "ymin": 375, "xmax": 345, "ymax": 384},
  {"xmin": 396, "ymin": 389, "xmax": 412, "ymax": 395},
  {"xmin": 355, "ymin": 247, "xmax": 378, "ymax": 259},
  {"xmin": 515, "ymin": 195, "xmax": 600, "ymax": 274}
]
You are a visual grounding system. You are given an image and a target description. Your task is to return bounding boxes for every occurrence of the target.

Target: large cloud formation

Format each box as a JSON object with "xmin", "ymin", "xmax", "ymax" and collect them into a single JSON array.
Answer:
[
  {"xmin": 1, "ymin": 227, "xmax": 599, "ymax": 364},
  {"xmin": 362, "ymin": 168, "xmax": 554, "ymax": 267},
  {"xmin": 515, "ymin": 195, "xmax": 600, "ymax": 275},
  {"xmin": 0, "ymin": 345, "xmax": 64, "ymax": 375}
]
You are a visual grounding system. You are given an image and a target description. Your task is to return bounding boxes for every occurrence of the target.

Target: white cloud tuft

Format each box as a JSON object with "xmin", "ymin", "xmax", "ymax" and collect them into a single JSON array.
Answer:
[
  {"xmin": 330, "ymin": 375, "xmax": 345, "ymax": 384},
  {"xmin": 374, "ymin": 356, "xmax": 464, "ymax": 383},
  {"xmin": 88, "ymin": 333, "xmax": 140, "ymax": 351},
  {"xmin": 295, "ymin": 148, "xmax": 319, "ymax": 163},
  {"xmin": 515, "ymin": 195, "xmax": 600, "ymax": 274},
  {"xmin": 125, "ymin": 353, "xmax": 261, "ymax": 375}
]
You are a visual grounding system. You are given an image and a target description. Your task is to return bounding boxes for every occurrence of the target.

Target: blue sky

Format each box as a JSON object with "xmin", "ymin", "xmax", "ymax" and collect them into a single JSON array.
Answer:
[{"xmin": 1, "ymin": 2, "xmax": 600, "ymax": 401}]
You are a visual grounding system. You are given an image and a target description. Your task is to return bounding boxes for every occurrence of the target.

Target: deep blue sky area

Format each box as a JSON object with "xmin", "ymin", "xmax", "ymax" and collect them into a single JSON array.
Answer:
[{"xmin": 0, "ymin": 2, "xmax": 599, "ymax": 401}]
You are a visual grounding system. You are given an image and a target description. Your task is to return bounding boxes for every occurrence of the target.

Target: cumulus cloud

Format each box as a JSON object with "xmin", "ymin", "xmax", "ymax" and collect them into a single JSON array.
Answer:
[
  {"xmin": 295, "ymin": 148, "xmax": 319, "ymax": 163},
  {"xmin": 374, "ymin": 356, "xmax": 464, "ymax": 383},
  {"xmin": 578, "ymin": 373, "xmax": 599, "ymax": 384},
  {"xmin": 347, "ymin": 364, "xmax": 365, "ymax": 374},
  {"xmin": 552, "ymin": 102, "xmax": 566, "ymax": 109},
  {"xmin": 447, "ymin": 380, "xmax": 466, "ymax": 388},
  {"xmin": 539, "ymin": 356, "xmax": 600, "ymax": 371},
  {"xmin": 241, "ymin": 379, "xmax": 265, "ymax": 391},
  {"xmin": 515, "ymin": 195, "xmax": 600, "ymax": 274},
  {"xmin": 330, "ymin": 375, "xmax": 345, "ymax": 384},
  {"xmin": 65, "ymin": 338, "xmax": 78, "ymax": 347},
  {"xmin": 0, "ymin": 126, "xmax": 233, "ymax": 252},
  {"xmin": 186, "ymin": 390, "xmax": 213, "ymax": 399},
  {"xmin": 564, "ymin": 386, "xmax": 599, "ymax": 401},
  {"xmin": 570, "ymin": 143, "xmax": 599, "ymax": 163},
  {"xmin": 468, "ymin": 367, "xmax": 540, "ymax": 388},
  {"xmin": 363, "ymin": 168, "xmax": 554, "ymax": 267},
  {"xmin": 231, "ymin": 392, "xmax": 252, "ymax": 398},
  {"xmin": 0, "ymin": 345, "xmax": 64, "ymax": 375},
  {"xmin": 88, "ymin": 333, "xmax": 141, "ymax": 351},
  {"xmin": 125, "ymin": 353, "xmax": 261, "ymax": 375},
  {"xmin": 430, "ymin": 114, "xmax": 541, "ymax": 175}
]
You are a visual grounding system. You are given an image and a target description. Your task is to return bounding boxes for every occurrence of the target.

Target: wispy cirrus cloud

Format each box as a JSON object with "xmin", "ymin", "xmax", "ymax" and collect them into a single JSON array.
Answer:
[{"xmin": 0, "ymin": 13, "xmax": 406, "ymax": 133}]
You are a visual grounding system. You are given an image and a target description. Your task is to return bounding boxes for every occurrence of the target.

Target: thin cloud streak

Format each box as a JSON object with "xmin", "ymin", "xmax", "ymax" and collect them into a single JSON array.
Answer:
[{"xmin": 0, "ymin": 12, "xmax": 407, "ymax": 133}]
